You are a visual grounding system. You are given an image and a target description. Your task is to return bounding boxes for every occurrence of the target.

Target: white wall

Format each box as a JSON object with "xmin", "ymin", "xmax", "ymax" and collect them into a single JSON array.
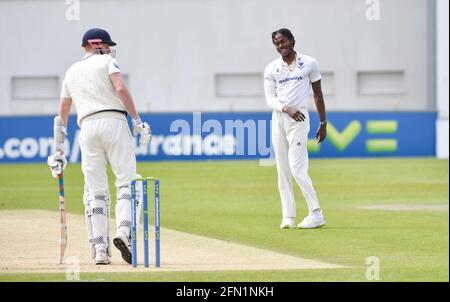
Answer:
[
  {"xmin": 0, "ymin": 0, "xmax": 433, "ymax": 115},
  {"xmin": 436, "ymin": 0, "xmax": 449, "ymax": 159}
]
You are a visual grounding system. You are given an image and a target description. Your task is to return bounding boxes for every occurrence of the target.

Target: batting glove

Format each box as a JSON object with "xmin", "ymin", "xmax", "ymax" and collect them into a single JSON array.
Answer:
[
  {"xmin": 47, "ymin": 152, "xmax": 67, "ymax": 178},
  {"xmin": 132, "ymin": 116, "xmax": 152, "ymax": 146}
]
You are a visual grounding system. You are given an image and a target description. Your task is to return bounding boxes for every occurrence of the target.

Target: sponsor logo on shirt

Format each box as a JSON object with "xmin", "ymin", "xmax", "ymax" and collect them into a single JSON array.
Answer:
[{"xmin": 278, "ymin": 76, "xmax": 303, "ymax": 84}]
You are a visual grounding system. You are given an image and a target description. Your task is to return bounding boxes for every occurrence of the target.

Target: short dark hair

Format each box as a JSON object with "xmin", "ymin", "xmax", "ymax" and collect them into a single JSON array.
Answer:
[{"xmin": 271, "ymin": 28, "xmax": 295, "ymax": 47}]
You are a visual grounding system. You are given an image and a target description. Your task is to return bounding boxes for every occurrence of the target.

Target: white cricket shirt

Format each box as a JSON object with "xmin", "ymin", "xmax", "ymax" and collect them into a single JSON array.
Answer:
[
  {"xmin": 264, "ymin": 51, "xmax": 321, "ymax": 111},
  {"xmin": 61, "ymin": 53, "xmax": 125, "ymax": 126}
]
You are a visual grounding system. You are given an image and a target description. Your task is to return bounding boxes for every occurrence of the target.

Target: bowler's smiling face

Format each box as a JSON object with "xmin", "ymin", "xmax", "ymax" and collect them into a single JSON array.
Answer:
[{"xmin": 273, "ymin": 33, "xmax": 294, "ymax": 57}]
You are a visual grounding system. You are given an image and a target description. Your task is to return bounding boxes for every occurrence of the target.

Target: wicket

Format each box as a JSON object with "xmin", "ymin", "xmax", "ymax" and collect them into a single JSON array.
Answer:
[{"xmin": 130, "ymin": 177, "xmax": 160, "ymax": 268}]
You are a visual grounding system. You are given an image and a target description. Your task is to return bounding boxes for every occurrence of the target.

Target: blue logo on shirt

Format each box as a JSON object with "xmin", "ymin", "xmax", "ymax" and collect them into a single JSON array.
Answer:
[{"xmin": 279, "ymin": 76, "xmax": 303, "ymax": 84}]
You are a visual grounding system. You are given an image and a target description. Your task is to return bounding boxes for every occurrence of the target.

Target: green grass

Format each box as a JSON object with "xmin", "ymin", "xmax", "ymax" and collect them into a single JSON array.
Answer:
[{"xmin": 0, "ymin": 158, "xmax": 448, "ymax": 282}]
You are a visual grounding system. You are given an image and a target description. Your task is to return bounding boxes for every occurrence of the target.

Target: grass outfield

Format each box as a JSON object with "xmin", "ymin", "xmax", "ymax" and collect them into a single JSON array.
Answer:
[{"xmin": 0, "ymin": 158, "xmax": 448, "ymax": 282}]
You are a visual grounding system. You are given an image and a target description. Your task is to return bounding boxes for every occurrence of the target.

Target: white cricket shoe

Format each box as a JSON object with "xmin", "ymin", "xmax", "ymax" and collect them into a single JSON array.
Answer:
[
  {"xmin": 113, "ymin": 231, "xmax": 132, "ymax": 264},
  {"xmin": 95, "ymin": 248, "xmax": 111, "ymax": 265},
  {"xmin": 280, "ymin": 218, "xmax": 296, "ymax": 229},
  {"xmin": 297, "ymin": 211, "xmax": 326, "ymax": 229}
]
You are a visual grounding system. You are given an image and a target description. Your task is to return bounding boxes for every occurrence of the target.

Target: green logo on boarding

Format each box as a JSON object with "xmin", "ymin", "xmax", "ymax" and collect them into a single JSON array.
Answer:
[{"xmin": 307, "ymin": 120, "xmax": 398, "ymax": 153}]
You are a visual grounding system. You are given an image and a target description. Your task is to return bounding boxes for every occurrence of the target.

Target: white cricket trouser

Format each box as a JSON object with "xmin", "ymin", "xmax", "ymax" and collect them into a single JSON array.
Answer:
[
  {"xmin": 79, "ymin": 115, "xmax": 136, "ymax": 191},
  {"xmin": 271, "ymin": 109, "xmax": 321, "ymax": 218},
  {"xmin": 79, "ymin": 113, "xmax": 136, "ymax": 241}
]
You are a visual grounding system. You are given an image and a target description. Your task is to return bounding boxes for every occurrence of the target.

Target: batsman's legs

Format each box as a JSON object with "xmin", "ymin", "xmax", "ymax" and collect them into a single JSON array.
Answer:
[
  {"xmin": 113, "ymin": 178, "xmax": 142, "ymax": 265},
  {"xmin": 102, "ymin": 119, "xmax": 140, "ymax": 264},
  {"xmin": 79, "ymin": 123, "xmax": 111, "ymax": 265}
]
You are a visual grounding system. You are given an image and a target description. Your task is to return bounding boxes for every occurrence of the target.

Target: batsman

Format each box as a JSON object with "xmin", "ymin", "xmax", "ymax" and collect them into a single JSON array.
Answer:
[{"xmin": 47, "ymin": 28, "xmax": 151, "ymax": 265}]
